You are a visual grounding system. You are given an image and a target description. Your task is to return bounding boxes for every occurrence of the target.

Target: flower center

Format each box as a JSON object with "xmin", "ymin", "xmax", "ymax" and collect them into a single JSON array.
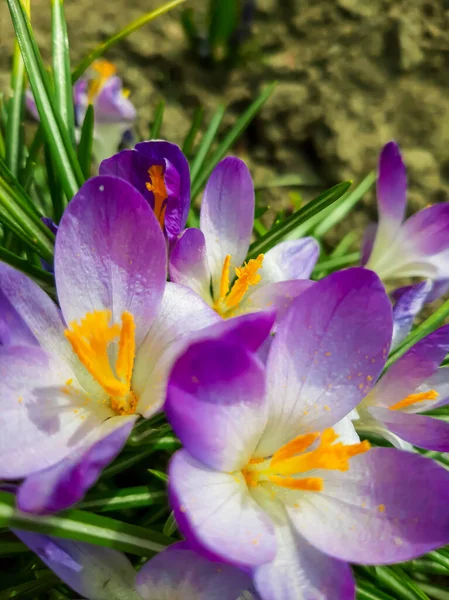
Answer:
[
  {"xmin": 242, "ymin": 428, "xmax": 370, "ymax": 492},
  {"xmin": 213, "ymin": 253, "xmax": 264, "ymax": 318},
  {"xmin": 389, "ymin": 389, "xmax": 438, "ymax": 411},
  {"xmin": 64, "ymin": 310, "xmax": 137, "ymax": 416},
  {"xmin": 146, "ymin": 165, "xmax": 167, "ymax": 229},
  {"xmin": 87, "ymin": 59, "xmax": 117, "ymax": 104}
]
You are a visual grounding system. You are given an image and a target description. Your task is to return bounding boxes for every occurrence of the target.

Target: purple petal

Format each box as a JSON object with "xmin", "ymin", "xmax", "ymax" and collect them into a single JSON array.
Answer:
[
  {"xmin": 360, "ymin": 223, "xmax": 377, "ymax": 266},
  {"xmin": 169, "ymin": 450, "xmax": 276, "ymax": 568},
  {"xmin": 369, "ymin": 406, "xmax": 449, "ymax": 452},
  {"xmin": 132, "ymin": 282, "xmax": 219, "ymax": 418},
  {"xmin": 257, "ymin": 268, "xmax": 392, "ymax": 456},
  {"xmin": 55, "ymin": 175, "xmax": 167, "ymax": 346},
  {"xmin": 169, "ymin": 228, "xmax": 212, "ymax": 301},
  {"xmin": 371, "ymin": 324, "xmax": 449, "ymax": 408},
  {"xmin": 99, "ymin": 149, "xmax": 154, "ymax": 206},
  {"xmin": 0, "ymin": 288, "xmax": 37, "ymax": 346},
  {"xmin": 391, "ymin": 280, "xmax": 432, "ymax": 350},
  {"xmin": 290, "ymin": 447, "xmax": 449, "ymax": 564},
  {"xmin": 401, "ymin": 204, "xmax": 449, "ymax": 256},
  {"xmin": 17, "ymin": 420, "xmax": 134, "ymax": 514},
  {"xmin": 377, "ymin": 141, "xmax": 407, "ymax": 229},
  {"xmin": 95, "ymin": 76, "xmax": 136, "ymax": 123},
  {"xmin": 166, "ymin": 336, "xmax": 266, "ymax": 471},
  {"xmin": 14, "ymin": 531, "xmax": 138, "ymax": 599},
  {"xmin": 200, "ymin": 157, "xmax": 255, "ymax": 299},
  {"xmin": 0, "ymin": 345, "xmax": 104, "ymax": 479},
  {"xmin": 261, "ymin": 238, "xmax": 320, "ymax": 283},
  {"xmin": 135, "ymin": 141, "xmax": 191, "ymax": 240},
  {"xmin": 136, "ymin": 544, "xmax": 258, "ymax": 600},
  {"xmin": 420, "ymin": 367, "xmax": 449, "ymax": 409},
  {"xmin": 253, "ymin": 521, "xmax": 355, "ymax": 600},
  {"xmin": 242, "ymin": 280, "xmax": 314, "ymax": 321},
  {"xmin": 25, "ymin": 89, "xmax": 39, "ymax": 120}
]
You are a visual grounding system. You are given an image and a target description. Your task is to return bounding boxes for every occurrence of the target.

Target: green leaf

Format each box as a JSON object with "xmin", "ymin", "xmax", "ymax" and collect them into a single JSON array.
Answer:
[
  {"xmin": 78, "ymin": 486, "xmax": 166, "ymax": 513},
  {"xmin": 190, "ymin": 104, "xmax": 226, "ymax": 185},
  {"xmin": 44, "ymin": 145, "xmax": 64, "ymax": 223},
  {"xmin": 77, "ymin": 104, "xmax": 94, "ymax": 179},
  {"xmin": 191, "ymin": 82, "xmax": 276, "ymax": 199},
  {"xmin": 5, "ymin": 0, "xmax": 29, "ymax": 177},
  {"xmin": 312, "ymin": 252, "xmax": 360, "ymax": 278},
  {"xmin": 246, "ymin": 181, "xmax": 351, "ymax": 260},
  {"xmin": 149, "ymin": 100, "xmax": 165, "ymax": 139},
  {"xmin": 148, "ymin": 469, "xmax": 169, "ymax": 483},
  {"xmin": 255, "ymin": 173, "xmax": 321, "ymax": 190},
  {"xmin": 0, "ymin": 246, "xmax": 54, "ymax": 289},
  {"xmin": 0, "ymin": 573, "xmax": 59, "ymax": 600},
  {"xmin": 6, "ymin": 0, "xmax": 84, "ymax": 199},
  {"xmin": 51, "ymin": 0, "xmax": 76, "ymax": 147},
  {"xmin": 372, "ymin": 565, "xmax": 430, "ymax": 600},
  {"xmin": 356, "ymin": 580, "xmax": 397, "ymax": 600},
  {"xmin": 71, "ymin": 0, "xmax": 187, "ymax": 82},
  {"xmin": 162, "ymin": 511, "xmax": 178, "ymax": 536},
  {"xmin": 182, "ymin": 105, "xmax": 204, "ymax": 157},
  {"xmin": 427, "ymin": 549, "xmax": 449, "ymax": 571},
  {"xmin": 413, "ymin": 582, "xmax": 449, "ymax": 600},
  {"xmin": 0, "ymin": 491, "xmax": 172, "ymax": 556},
  {"xmin": 208, "ymin": 0, "xmax": 238, "ymax": 59}
]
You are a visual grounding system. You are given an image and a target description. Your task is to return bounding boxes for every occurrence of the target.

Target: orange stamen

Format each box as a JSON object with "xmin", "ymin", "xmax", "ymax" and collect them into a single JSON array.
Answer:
[
  {"xmin": 226, "ymin": 254, "xmax": 264, "ymax": 309},
  {"xmin": 65, "ymin": 310, "xmax": 137, "ymax": 415},
  {"xmin": 146, "ymin": 165, "xmax": 167, "ymax": 228},
  {"xmin": 268, "ymin": 476, "xmax": 323, "ymax": 492},
  {"xmin": 389, "ymin": 389, "xmax": 439, "ymax": 411},
  {"xmin": 87, "ymin": 60, "xmax": 117, "ymax": 104}
]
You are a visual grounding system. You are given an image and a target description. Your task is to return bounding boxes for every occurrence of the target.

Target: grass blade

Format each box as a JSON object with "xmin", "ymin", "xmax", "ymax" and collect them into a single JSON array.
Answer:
[
  {"xmin": 0, "ymin": 246, "xmax": 54, "ymax": 288},
  {"xmin": 78, "ymin": 487, "xmax": 166, "ymax": 513},
  {"xmin": 0, "ymin": 492, "xmax": 172, "ymax": 556},
  {"xmin": 6, "ymin": 0, "xmax": 84, "ymax": 199},
  {"xmin": 182, "ymin": 105, "xmax": 204, "ymax": 157},
  {"xmin": 44, "ymin": 146, "xmax": 63, "ymax": 222},
  {"xmin": 190, "ymin": 104, "xmax": 225, "ymax": 185},
  {"xmin": 247, "ymin": 181, "xmax": 351, "ymax": 259},
  {"xmin": 77, "ymin": 104, "xmax": 94, "ymax": 179},
  {"xmin": 191, "ymin": 82, "xmax": 276, "ymax": 198},
  {"xmin": 51, "ymin": 0, "xmax": 76, "ymax": 146},
  {"xmin": 72, "ymin": 0, "xmax": 186, "ymax": 82},
  {"xmin": 149, "ymin": 100, "xmax": 165, "ymax": 139},
  {"xmin": 5, "ymin": 0, "xmax": 29, "ymax": 177}
]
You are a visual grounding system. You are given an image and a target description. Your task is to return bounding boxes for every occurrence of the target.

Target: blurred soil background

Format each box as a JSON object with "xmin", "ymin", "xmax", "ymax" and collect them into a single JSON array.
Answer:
[{"xmin": 1, "ymin": 0, "xmax": 449, "ymax": 248}]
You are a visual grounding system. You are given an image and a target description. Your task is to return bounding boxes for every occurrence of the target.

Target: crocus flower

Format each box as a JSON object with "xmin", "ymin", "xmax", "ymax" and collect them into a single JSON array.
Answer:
[
  {"xmin": 14, "ymin": 531, "xmax": 259, "ymax": 600},
  {"xmin": 166, "ymin": 268, "xmax": 449, "ymax": 600},
  {"xmin": 353, "ymin": 325, "xmax": 449, "ymax": 452},
  {"xmin": 0, "ymin": 175, "xmax": 218, "ymax": 514},
  {"xmin": 363, "ymin": 141, "xmax": 449, "ymax": 292},
  {"xmin": 27, "ymin": 59, "xmax": 136, "ymax": 162},
  {"xmin": 169, "ymin": 156, "xmax": 319, "ymax": 318},
  {"xmin": 100, "ymin": 141, "xmax": 190, "ymax": 243}
]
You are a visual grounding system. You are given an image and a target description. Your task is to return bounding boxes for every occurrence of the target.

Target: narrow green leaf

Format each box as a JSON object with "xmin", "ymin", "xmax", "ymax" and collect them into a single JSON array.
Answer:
[
  {"xmin": 356, "ymin": 580, "xmax": 397, "ymax": 600},
  {"xmin": 44, "ymin": 146, "xmax": 63, "ymax": 223},
  {"xmin": 78, "ymin": 486, "xmax": 166, "ymax": 513},
  {"xmin": 162, "ymin": 511, "xmax": 178, "ymax": 537},
  {"xmin": 5, "ymin": 0, "xmax": 29, "ymax": 177},
  {"xmin": 190, "ymin": 104, "xmax": 226, "ymax": 185},
  {"xmin": 330, "ymin": 231, "xmax": 358, "ymax": 258},
  {"xmin": 413, "ymin": 582, "xmax": 449, "ymax": 600},
  {"xmin": 0, "ymin": 491, "xmax": 172, "ymax": 556},
  {"xmin": 191, "ymin": 82, "xmax": 276, "ymax": 199},
  {"xmin": 246, "ymin": 181, "xmax": 351, "ymax": 259},
  {"xmin": 207, "ymin": 0, "xmax": 238, "ymax": 58},
  {"xmin": 148, "ymin": 469, "xmax": 169, "ymax": 483},
  {"xmin": 182, "ymin": 106, "xmax": 204, "ymax": 157},
  {"xmin": 0, "ymin": 538, "xmax": 28, "ymax": 556},
  {"xmin": 0, "ymin": 246, "xmax": 54, "ymax": 288},
  {"xmin": 72, "ymin": 0, "xmax": 187, "ymax": 82},
  {"xmin": 255, "ymin": 173, "xmax": 320, "ymax": 190},
  {"xmin": 312, "ymin": 252, "xmax": 360, "ymax": 277},
  {"xmin": 51, "ymin": 0, "xmax": 76, "ymax": 146},
  {"xmin": 149, "ymin": 100, "xmax": 165, "ymax": 139},
  {"xmin": 6, "ymin": 0, "xmax": 84, "ymax": 199},
  {"xmin": 372, "ymin": 565, "xmax": 430, "ymax": 600},
  {"xmin": 77, "ymin": 104, "xmax": 94, "ymax": 179},
  {"xmin": 407, "ymin": 558, "xmax": 449, "ymax": 576},
  {"xmin": 0, "ymin": 155, "xmax": 44, "ymax": 219},
  {"xmin": 0, "ymin": 573, "xmax": 59, "ymax": 600},
  {"xmin": 20, "ymin": 125, "xmax": 44, "ymax": 190},
  {"xmin": 427, "ymin": 549, "xmax": 449, "ymax": 571}
]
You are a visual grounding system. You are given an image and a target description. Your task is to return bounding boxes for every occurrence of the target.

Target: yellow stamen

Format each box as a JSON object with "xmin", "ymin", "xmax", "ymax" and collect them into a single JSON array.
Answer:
[
  {"xmin": 243, "ymin": 428, "xmax": 370, "ymax": 493},
  {"xmin": 146, "ymin": 165, "xmax": 167, "ymax": 228},
  {"xmin": 87, "ymin": 59, "xmax": 117, "ymax": 104},
  {"xmin": 214, "ymin": 254, "xmax": 264, "ymax": 316},
  {"xmin": 219, "ymin": 254, "xmax": 231, "ymax": 301},
  {"xmin": 389, "ymin": 389, "xmax": 439, "ymax": 411},
  {"xmin": 64, "ymin": 310, "xmax": 137, "ymax": 415}
]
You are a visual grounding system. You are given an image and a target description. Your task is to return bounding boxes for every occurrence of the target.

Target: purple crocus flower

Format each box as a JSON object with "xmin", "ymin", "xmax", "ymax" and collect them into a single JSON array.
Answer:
[
  {"xmin": 354, "ymin": 324, "xmax": 449, "ymax": 452},
  {"xmin": 363, "ymin": 141, "xmax": 449, "ymax": 290},
  {"xmin": 169, "ymin": 156, "xmax": 319, "ymax": 319},
  {"xmin": 100, "ymin": 141, "xmax": 190, "ymax": 243},
  {"xmin": 14, "ymin": 531, "xmax": 259, "ymax": 600},
  {"xmin": 0, "ymin": 175, "xmax": 219, "ymax": 514},
  {"xmin": 165, "ymin": 268, "xmax": 449, "ymax": 600},
  {"xmin": 27, "ymin": 59, "xmax": 136, "ymax": 162}
]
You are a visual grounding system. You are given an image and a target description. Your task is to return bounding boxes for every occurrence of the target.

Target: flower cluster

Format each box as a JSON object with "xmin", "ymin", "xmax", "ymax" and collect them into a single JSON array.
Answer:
[{"xmin": 2, "ymin": 140, "xmax": 449, "ymax": 600}]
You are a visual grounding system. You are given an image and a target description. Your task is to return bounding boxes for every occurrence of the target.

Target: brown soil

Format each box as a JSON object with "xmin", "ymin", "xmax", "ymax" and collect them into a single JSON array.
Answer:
[{"xmin": 1, "ymin": 0, "xmax": 449, "ymax": 249}]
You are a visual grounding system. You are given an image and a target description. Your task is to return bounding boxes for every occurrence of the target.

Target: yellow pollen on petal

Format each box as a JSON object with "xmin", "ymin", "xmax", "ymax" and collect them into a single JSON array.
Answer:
[
  {"xmin": 389, "ymin": 389, "xmax": 439, "ymax": 411},
  {"xmin": 87, "ymin": 59, "xmax": 117, "ymax": 104},
  {"xmin": 146, "ymin": 165, "xmax": 168, "ymax": 229},
  {"xmin": 242, "ymin": 428, "xmax": 370, "ymax": 493},
  {"xmin": 64, "ymin": 310, "xmax": 137, "ymax": 416},
  {"xmin": 214, "ymin": 253, "xmax": 264, "ymax": 316}
]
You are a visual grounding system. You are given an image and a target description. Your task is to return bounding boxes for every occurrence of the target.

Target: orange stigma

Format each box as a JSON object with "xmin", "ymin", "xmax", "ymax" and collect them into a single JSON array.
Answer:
[
  {"xmin": 146, "ymin": 165, "xmax": 167, "ymax": 229},
  {"xmin": 64, "ymin": 309, "xmax": 137, "ymax": 416},
  {"xmin": 87, "ymin": 59, "xmax": 117, "ymax": 104},
  {"xmin": 243, "ymin": 429, "xmax": 370, "ymax": 492},
  {"xmin": 214, "ymin": 253, "xmax": 264, "ymax": 317},
  {"xmin": 389, "ymin": 389, "xmax": 439, "ymax": 411}
]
